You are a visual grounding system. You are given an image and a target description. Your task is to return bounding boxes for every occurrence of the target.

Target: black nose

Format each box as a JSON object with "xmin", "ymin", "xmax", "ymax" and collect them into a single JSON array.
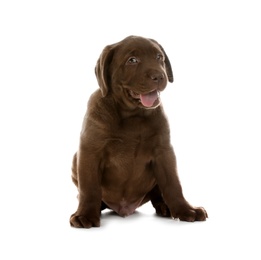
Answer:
[{"xmin": 149, "ymin": 71, "xmax": 164, "ymax": 83}]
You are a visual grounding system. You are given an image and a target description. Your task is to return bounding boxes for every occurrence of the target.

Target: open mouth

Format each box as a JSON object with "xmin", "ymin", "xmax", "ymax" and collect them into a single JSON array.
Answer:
[{"xmin": 128, "ymin": 89, "xmax": 160, "ymax": 108}]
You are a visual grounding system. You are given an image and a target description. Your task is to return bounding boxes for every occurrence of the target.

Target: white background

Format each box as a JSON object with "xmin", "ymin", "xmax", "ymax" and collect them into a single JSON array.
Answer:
[{"xmin": 1, "ymin": 0, "xmax": 261, "ymax": 259}]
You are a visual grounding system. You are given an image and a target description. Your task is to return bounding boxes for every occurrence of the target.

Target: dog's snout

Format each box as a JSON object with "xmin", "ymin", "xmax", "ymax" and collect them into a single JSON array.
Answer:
[{"xmin": 149, "ymin": 71, "xmax": 164, "ymax": 83}]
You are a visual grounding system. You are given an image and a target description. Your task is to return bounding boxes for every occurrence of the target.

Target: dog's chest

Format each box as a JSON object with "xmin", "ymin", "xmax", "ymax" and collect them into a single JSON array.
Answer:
[
  {"xmin": 105, "ymin": 118, "xmax": 158, "ymax": 164},
  {"xmin": 100, "ymin": 116, "xmax": 161, "ymax": 213}
]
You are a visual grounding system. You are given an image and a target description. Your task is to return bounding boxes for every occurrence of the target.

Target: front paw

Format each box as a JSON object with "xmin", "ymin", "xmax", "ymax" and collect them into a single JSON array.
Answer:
[
  {"xmin": 171, "ymin": 203, "xmax": 208, "ymax": 222},
  {"xmin": 70, "ymin": 213, "xmax": 100, "ymax": 228}
]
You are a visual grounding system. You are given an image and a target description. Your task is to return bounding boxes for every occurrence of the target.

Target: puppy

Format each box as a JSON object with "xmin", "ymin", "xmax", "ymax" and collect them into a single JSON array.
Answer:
[{"xmin": 70, "ymin": 36, "xmax": 207, "ymax": 228}]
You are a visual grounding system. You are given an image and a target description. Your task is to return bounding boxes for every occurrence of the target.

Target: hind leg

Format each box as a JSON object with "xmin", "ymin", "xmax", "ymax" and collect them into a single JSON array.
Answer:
[
  {"xmin": 101, "ymin": 201, "xmax": 110, "ymax": 211},
  {"xmin": 71, "ymin": 153, "xmax": 78, "ymax": 187},
  {"xmin": 140, "ymin": 185, "xmax": 171, "ymax": 217},
  {"xmin": 149, "ymin": 185, "xmax": 171, "ymax": 217}
]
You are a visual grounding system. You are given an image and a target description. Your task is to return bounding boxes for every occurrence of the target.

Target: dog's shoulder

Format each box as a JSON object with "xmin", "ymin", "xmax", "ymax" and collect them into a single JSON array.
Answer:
[{"xmin": 81, "ymin": 90, "xmax": 118, "ymax": 132}]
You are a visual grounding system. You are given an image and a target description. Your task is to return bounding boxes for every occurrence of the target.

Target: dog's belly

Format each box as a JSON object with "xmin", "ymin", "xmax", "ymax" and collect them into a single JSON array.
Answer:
[
  {"xmin": 101, "ymin": 170, "xmax": 156, "ymax": 217},
  {"xmin": 103, "ymin": 197, "xmax": 146, "ymax": 217},
  {"xmin": 101, "ymin": 157, "xmax": 156, "ymax": 217},
  {"xmin": 101, "ymin": 134, "xmax": 157, "ymax": 216}
]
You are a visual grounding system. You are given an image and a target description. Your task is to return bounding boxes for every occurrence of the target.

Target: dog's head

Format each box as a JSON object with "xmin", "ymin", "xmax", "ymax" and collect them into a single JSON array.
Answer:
[{"xmin": 95, "ymin": 36, "xmax": 173, "ymax": 109}]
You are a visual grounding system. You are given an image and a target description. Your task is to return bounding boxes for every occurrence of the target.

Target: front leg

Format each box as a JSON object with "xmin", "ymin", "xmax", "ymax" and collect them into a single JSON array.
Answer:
[
  {"xmin": 70, "ymin": 149, "xmax": 102, "ymax": 228},
  {"xmin": 153, "ymin": 148, "xmax": 208, "ymax": 222}
]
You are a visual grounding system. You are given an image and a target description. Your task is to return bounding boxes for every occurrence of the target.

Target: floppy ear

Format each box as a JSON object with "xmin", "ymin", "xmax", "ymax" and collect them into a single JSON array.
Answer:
[
  {"xmin": 162, "ymin": 47, "xmax": 174, "ymax": 83},
  {"xmin": 150, "ymin": 39, "xmax": 174, "ymax": 83},
  {"xmin": 95, "ymin": 44, "xmax": 116, "ymax": 97}
]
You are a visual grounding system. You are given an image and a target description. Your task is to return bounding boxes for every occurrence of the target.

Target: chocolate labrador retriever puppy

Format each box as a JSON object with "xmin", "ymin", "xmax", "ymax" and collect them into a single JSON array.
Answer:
[{"xmin": 70, "ymin": 36, "xmax": 207, "ymax": 228}]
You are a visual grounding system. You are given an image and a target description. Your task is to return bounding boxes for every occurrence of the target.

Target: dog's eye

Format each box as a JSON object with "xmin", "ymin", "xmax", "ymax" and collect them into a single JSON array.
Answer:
[
  {"xmin": 126, "ymin": 57, "xmax": 139, "ymax": 65},
  {"xmin": 156, "ymin": 53, "xmax": 164, "ymax": 61}
]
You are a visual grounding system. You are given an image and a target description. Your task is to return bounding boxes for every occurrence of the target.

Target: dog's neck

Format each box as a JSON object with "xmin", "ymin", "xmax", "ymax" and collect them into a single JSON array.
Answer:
[{"xmin": 117, "ymin": 105, "xmax": 161, "ymax": 119}]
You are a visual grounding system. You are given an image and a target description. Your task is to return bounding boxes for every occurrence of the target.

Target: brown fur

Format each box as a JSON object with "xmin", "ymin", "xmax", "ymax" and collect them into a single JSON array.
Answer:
[{"xmin": 70, "ymin": 36, "xmax": 207, "ymax": 228}]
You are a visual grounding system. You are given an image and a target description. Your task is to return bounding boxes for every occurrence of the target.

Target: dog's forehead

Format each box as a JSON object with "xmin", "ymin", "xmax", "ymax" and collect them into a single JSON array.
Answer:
[{"xmin": 116, "ymin": 37, "xmax": 162, "ymax": 57}]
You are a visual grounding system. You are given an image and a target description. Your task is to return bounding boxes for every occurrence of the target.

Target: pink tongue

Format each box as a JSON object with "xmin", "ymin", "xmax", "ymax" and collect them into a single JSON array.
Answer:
[{"xmin": 140, "ymin": 90, "xmax": 159, "ymax": 107}]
